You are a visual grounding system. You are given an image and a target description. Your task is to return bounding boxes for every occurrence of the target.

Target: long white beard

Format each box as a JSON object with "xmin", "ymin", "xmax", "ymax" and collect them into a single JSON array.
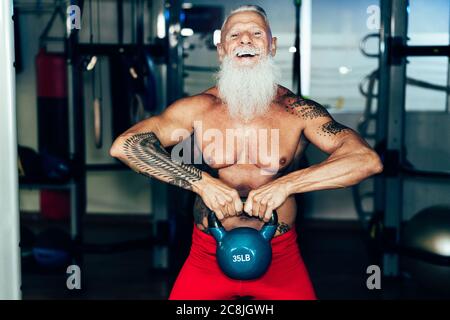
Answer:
[{"xmin": 216, "ymin": 55, "xmax": 280, "ymax": 122}]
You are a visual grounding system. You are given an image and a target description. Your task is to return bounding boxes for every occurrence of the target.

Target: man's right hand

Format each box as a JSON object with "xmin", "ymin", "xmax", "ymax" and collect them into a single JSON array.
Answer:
[{"xmin": 191, "ymin": 173, "xmax": 243, "ymax": 220}]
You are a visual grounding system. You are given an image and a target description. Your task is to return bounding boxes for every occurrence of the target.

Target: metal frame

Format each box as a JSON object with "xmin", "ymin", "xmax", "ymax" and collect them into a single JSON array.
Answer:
[
  {"xmin": 293, "ymin": 0, "xmax": 302, "ymax": 96},
  {"xmin": 0, "ymin": 0, "xmax": 22, "ymax": 300},
  {"xmin": 154, "ymin": 0, "xmax": 184, "ymax": 272},
  {"xmin": 66, "ymin": 0, "xmax": 86, "ymax": 272},
  {"xmin": 166, "ymin": 0, "xmax": 184, "ymax": 103},
  {"xmin": 377, "ymin": 0, "xmax": 450, "ymax": 276},
  {"xmin": 77, "ymin": 43, "xmax": 165, "ymax": 57},
  {"xmin": 66, "ymin": 0, "xmax": 170, "ymax": 272},
  {"xmin": 65, "ymin": 0, "xmax": 184, "ymax": 272},
  {"xmin": 378, "ymin": 0, "xmax": 409, "ymax": 277},
  {"xmin": 447, "ymin": 2, "xmax": 450, "ymax": 113},
  {"xmin": 300, "ymin": 0, "xmax": 312, "ymax": 97}
]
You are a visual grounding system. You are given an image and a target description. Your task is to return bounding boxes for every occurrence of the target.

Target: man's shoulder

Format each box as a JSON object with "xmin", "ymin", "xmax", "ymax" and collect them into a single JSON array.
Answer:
[
  {"xmin": 276, "ymin": 85, "xmax": 294, "ymax": 98},
  {"xmin": 275, "ymin": 85, "xmax": 303, "ymax": 107},
  {"xmin": 180, "ymin": 88, "xmax": 220, "ymax": 107},
  {"xmin": 170, "ymin": 89, "xmax": 220, "ymax": 114},
  {"xmin": 277, "ymin": 85, "xmax": 325, "ymax": 109},
  {"xmin": 274, "ymin": 85, "xmax": 330, "ymax": 122}
]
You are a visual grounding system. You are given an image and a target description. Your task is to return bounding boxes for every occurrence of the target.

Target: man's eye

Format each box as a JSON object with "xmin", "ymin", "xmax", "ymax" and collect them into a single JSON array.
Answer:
[
  {"xmin": 254, "ymin": 31, "xmax": 262, "ymax": 36},
  {"xmin": 230, "ymin": 34, "xmax": 238, "ymax": 38}
]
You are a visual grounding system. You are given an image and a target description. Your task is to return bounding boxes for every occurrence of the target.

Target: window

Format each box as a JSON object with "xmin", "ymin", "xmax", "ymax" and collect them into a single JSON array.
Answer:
[
  {"xmin": 310, "ymin": 0, "xmax": 379, "ymax": 113},
  {"xmin": 406, "ymin": 0, "xmax": 449, "ymax": 111}
]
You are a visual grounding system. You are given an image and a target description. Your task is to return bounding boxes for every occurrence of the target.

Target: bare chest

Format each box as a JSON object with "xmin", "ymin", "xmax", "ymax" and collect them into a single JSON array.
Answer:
[{"xmin": 192, "ymin": 104, "xmax": 304, "ymax": 173}]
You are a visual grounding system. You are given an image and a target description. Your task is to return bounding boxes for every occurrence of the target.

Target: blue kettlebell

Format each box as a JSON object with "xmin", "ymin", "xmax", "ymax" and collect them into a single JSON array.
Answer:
[{"xmin": 208, "ymin": 208, "xmax": 278, "ymax": 280}]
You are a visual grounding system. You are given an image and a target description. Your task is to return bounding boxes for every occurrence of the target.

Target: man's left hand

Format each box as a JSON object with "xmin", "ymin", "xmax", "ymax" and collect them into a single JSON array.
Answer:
[{"xmin": 244, "ymin": 180, "xmax": 290, "ymax": 222}]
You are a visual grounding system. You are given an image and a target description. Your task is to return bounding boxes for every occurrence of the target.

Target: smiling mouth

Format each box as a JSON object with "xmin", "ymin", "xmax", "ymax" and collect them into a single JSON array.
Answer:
[
  {"xmin": 236, "ymin": 51, "xmax": 258, "ymax": 58},
  {"xmin": 236, "ymin": 53, "xmax": 259, "ymax": 58}
]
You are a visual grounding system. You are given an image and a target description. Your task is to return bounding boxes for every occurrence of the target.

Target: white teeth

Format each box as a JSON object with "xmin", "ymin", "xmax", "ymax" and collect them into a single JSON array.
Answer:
[
  {"xmin": 237, "ymin": 52, "xmax": 256, "ymax": 57},
  {"xmin": 235, "ymin": 48, "xmax": 259, "ymax": 57}
]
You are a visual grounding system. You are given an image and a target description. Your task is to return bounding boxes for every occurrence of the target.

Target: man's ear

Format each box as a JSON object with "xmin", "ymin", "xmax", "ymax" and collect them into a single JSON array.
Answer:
[
  {"xmin": 270, "ymin": 37, "xmax": 277, "ymax": 57},
  {"xmin": 217, "ymin": 43, "xmax": 225, "ymax": 62}
]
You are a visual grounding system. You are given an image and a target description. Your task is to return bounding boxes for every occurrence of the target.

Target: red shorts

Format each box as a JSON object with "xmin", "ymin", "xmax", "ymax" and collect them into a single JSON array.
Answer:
[{"xmin": 169, "ymin": 225, "xmax": 317, "ymax": 300}]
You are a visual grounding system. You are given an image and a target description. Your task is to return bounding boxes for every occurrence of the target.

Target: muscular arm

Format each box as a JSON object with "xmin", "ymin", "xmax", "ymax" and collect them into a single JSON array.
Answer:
[
  {"xmin": 110, "ymin": 94, "xmax": 243, "ymax": 219},
  {"xmin": 280, "ymin": 93, "xmax": 383, "ymax": 194},
  {"xmin": 110, "ymin": 96, "xmax": 205, "ymax": 193}
]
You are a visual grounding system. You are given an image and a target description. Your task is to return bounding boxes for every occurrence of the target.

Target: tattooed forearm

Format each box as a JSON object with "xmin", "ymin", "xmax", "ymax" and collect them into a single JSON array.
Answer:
[
  {"xmin": 193, "ymin": 196, "xmax": 210, "ymax": 234},
  {"xmin": 277, "ymin": 222, "xmax": 290, "ymax": 235},
  {"xmin": 122, "ymin": 132, "xmax": 202, "ymax": 191},
  {"xmin": 317, "ymin": 120, "xmax": 351, "ymax": 136},
  {"xmin": 284, "ymin": 93, "xmax": 330, "ymax": 120}
]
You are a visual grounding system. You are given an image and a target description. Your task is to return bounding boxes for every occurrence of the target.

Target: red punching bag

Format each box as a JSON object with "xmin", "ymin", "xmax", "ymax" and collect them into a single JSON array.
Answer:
[{"xmin": 36, "ymin": 48, "xmax": 70, "ymax": 220}]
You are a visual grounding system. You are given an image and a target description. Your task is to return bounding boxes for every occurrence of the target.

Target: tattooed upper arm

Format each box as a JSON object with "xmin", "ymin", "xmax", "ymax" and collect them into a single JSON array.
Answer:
[
  {"xmin": 284, "ymin": 92, "xmax": 330, "ymax": 120},
  {"xmin": 283, "ymin": 92, "xmax": 355, "ymax": 153}
]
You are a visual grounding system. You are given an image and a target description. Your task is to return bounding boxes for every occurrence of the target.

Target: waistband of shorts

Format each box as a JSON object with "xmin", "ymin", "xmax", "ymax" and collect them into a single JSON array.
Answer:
[{"xmin": 191, "ymin": 223, "xmax": 298, "ymax": 254}]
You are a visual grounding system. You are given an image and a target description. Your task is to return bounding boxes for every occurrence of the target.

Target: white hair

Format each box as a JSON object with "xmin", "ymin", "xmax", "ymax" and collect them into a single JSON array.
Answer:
[{"xmin": 221, "ymin": 5, "xmax": 270, "ymax": 31}]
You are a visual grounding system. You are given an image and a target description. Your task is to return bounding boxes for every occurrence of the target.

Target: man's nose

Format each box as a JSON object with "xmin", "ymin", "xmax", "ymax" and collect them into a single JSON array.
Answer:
[{"xmin": 239, "ymin": 32, "xmax": 252, "ymax": 45}]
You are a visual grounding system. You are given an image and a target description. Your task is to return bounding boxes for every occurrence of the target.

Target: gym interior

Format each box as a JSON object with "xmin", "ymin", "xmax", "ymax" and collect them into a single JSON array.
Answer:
[{"xmin": 1, "ymin": 0, "xmax": 449, "ymax": 300}]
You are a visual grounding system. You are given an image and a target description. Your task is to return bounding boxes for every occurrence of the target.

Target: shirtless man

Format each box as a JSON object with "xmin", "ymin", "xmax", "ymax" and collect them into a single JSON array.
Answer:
[{"xmin": 110, "ymin": 5, "xmax": 383, "ymax": 300}]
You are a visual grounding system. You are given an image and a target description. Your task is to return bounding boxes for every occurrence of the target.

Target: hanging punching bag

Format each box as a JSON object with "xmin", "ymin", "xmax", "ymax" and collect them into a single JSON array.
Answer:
[{"xmin": 36, "ymin": 48, "xmax": 70, "ymax": 220}]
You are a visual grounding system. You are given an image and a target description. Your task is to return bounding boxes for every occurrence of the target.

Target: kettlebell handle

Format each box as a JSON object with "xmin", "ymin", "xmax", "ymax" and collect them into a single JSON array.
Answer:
[
  {"xmin": 208, "ymin": 210, "xmax": 224, "ymax": 229},
  {"xmin": 207, "ymin": 208, "xmax": 278, "ymax": 228}
]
